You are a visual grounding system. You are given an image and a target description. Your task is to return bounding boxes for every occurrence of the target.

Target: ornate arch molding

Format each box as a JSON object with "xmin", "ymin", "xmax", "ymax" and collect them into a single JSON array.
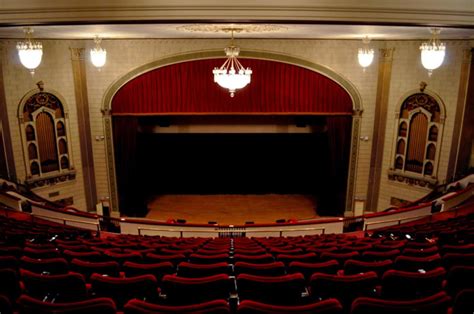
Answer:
[
  {"xmin": 18, "ymin": 83, "xmax": 76, "ymax": 188},
  {"xmin": 101, "ymin": 50, "xmax": 363, "ymax": 215},
  {"xmin": 388, "ymin": 88, "xmax": 446, "ymax": 188}
]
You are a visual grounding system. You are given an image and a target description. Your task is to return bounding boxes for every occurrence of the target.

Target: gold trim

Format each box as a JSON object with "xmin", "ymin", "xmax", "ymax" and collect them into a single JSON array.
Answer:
[{"xmin": 101, "ymin": 50, "xmax": 363, "ymax": 215}]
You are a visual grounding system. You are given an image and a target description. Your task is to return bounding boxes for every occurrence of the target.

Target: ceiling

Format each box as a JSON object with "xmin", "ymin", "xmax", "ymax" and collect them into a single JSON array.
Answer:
[{"xmin": 2, "ymin": 23, "xmax": 474, "ymax": 40}]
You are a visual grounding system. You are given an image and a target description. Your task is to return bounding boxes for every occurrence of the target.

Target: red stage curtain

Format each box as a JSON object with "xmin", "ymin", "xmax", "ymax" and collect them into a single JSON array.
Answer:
[{"xmin": 111, "ymin": 59, "xmax": 353, "ymax": 115}]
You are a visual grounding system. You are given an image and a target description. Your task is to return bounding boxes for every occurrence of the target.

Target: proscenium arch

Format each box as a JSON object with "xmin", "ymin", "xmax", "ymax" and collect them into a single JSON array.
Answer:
[{"xmin": 102, "ymin": 50, "xmax": 363, "ymax": 216}]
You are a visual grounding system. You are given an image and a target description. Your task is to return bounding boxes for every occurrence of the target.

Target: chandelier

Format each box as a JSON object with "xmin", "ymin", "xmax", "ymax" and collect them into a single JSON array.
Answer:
[
  {"xmin": 90, "ymin": 35, "xmax": 107, "ymax": 69},
  {"xmin": 358, "ymin": 36, "xmax": 374, "ymax": 70},
  {"xmin": 16, "ymin": 28, "xmax": 43, "ymax": 75},
  {"xmin": 213, "ymin": 29, "xmax": 252, "ymax": 97},
  {"xmin": 420, "ymin": 28, "xmax": 445, "ymax": 76}
]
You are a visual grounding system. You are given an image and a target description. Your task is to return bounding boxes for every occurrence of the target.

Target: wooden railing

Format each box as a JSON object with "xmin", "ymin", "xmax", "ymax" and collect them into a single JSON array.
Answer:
[
  {"xmin": 364, "ymin": 214, "xmax": 432, "ymax": 231},
  {"xmin": 245, "ymin": 227, "xmax": 326, "ymax": 237}
]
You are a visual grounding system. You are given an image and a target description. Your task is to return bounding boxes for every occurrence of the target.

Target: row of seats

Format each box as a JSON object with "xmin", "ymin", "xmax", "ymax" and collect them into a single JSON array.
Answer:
[{"xmin": 0, "ymin": 208, "xmax": 473, "ymax": 313}]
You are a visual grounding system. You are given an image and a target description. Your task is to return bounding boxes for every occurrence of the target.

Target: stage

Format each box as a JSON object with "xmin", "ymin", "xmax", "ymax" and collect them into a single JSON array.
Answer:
[{"xmin": 146, "ymin": 194, "xmax": 318, "ymax": 225}]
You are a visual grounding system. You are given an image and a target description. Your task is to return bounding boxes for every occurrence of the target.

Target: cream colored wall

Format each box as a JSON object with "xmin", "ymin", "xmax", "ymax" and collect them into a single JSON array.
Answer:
[
  {"xmin": 377, "ymin": 40, "xmax": 472, "ymax": 209},
  {"xmin": 1, "ymin": 40, "xmax": 87, "ymax": 210},
  {"xmin": 1, "ymin": 38, "xmax": 470, "ymax": 213}
]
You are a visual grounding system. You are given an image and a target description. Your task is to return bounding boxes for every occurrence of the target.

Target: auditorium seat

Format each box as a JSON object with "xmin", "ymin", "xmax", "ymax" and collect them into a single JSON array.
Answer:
[
  {"xmin": 276, "ymin": 252, "xmax": 318, "ymax": 265},
  {"xmin": 350, "ymin": 291, "xmax": 452, "ymax": 314},
  {"xmin": 237, "ymin": 298, "xmax": 343, "ymax": 314},
  {"xmin": 0, "ymin": 256, "xmax": 18, "ymax": 271},
  {"xmin": 452, "ymin": 289, "xmax": 474, "ymax": 314},
  {"xmin": 161, "ymin": 248, "xmax": 194, "ymax": 256},
  {"xmin": 90, "ymin": 273, "xmax": 159, "ymax": 308},
  {"xmin": 269, "ymin": 248, "xmax": 303, "ymax": 255},
  {"xmin": 234, "ymin": 254, "xmax": 274, "ymax": 264},
  {"xmin": 21, "ymin": 269, "xmax": 87, "ymax": 302},
  {"xmin": 20, "ymin": 256, "xmax": 69, "ymax": 274},
  {"xmin": 177, "ymin": 261, "xmax": 232, "ymax": 277},
  {"xmin": 0, "ymin": 246, "xmax": 23, "ymax": 258},
  {"xmin": 103, "ymin": 249, "xmax": 143, "ymax": 265},
  {"xmin": 17, "ymin": 294, "xmax": 117, "ymax": 314},
  {"xmin": 234, "ymin": 261, "xmax": 286, "ymax": 277},
  {"xmin": 145, "ymin": 253, "xmax": 186, "ymax": 266},
  {"xmin": 0, "ymin": 295, "xmax": 12, "ymax": 314},
  {"xmin": 189, "ymin": 253, "xmax": 229, "ymax": 264},
  {"xmin": 441, "ymin": 243, "xmax": 474, "ymax": 255},
  {"xmin": 288, "ymin": 260, "xmax": 340, "ymax": 281},
  {"xmin": 393, "ymin": 254, "xmax": 442, "ymax": 272},
  {"xmin": 161, "ymin": 274, "xmax": 232, "ymax": 305},
  {"xmin": 310, "ymin": 271, "xmax": 378, "ymax": 309},
  {"xmin": 124, "ymin": 298, "xmax": 230, "ymax": 314},
  {"xmin": 56, "ymin": 243, "xmax": 90, "ymax": 252},
  {"xmin": 401, "ymin": 246, "xmax": 438, "ymax": 257},
  {"xmin": 233, "ymin": 248, "xmax": 267, "ymax": 255},
  {"xmin": 195, "ymin": 248, "xmax": 229, "ymax": 255},
  {"xmin": 381, "ymin": 267, "xmax": 446, "ymax": 299},
  {"xmin": 63, "ymin": 250, "xmax": 105, "ymax": 262},
  {"xmin": 343, "ymin": 259, "xmax": 392, "ymax": 278},
  {"xmin": 442, "ymin": 253, "xmax": 474, "ymax": 270},
  {"xmin": 123, "ymin": 261, "xmax": 175, "ymax": 281},
  {"xmin": 236, "ymin": 273, "xmax": 306, "ymax": 305},
  {"xmin": 362, "ymin": 249, "xmax": 400, "ymax": 261},
  {"xmin": 0, "ymin": 269, "xmax": 21, "ymax": 304},
  {"xmin": 445, "ymin": 266, "xmax": 474, "ymax": 297},
  {"xmin": 70, "ymin": 259, "xmax": 120, "ymax": 280},
  {"xmin": 23, "ymin": 247, "xmax": 61, "ymax": 259},
  {"xmin": 320, "ymin": 251, "xmax": 359, "ymax": 264}
]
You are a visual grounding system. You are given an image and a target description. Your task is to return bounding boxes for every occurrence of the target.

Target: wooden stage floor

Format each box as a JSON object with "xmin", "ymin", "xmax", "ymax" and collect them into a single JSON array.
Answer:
[{"xmin": 146, "ymin": 194, "xmax": 318, "ymax": 225}]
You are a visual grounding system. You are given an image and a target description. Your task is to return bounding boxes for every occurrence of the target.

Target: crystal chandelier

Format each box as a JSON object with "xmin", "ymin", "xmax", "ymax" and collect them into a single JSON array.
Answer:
[
  {"xmin": 213, "ymin": 29, "xmax": 252, "ymax": 97},
  {"xmin": 90, "ymin": 35, "xmax": 107, "ymax": 69},
  {"xmin": 420, "ymin": 28, "xmax": 445, "ymax": 76},
  {"xmin": 16, "ymin": 28, "xmax": 43, "ymax": 75},
  {"xmin": 358, "ymin": 36, "xmax": 374, "ymax": 70}
]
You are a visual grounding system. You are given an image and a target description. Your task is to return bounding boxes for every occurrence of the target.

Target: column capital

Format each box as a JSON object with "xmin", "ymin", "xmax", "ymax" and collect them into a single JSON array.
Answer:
[
  {"xmin": 69, "ymin": 47, "xmax": 86, "ymax": 61},
  {"xmin": 378, "ymin": 48, "xmax": 395, "ymax": 61}
]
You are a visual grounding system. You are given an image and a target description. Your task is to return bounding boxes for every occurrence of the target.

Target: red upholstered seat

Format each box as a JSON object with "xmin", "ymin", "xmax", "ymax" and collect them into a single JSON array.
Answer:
[
  {"xmin": 362, "ymin": 249, "xmax": 400, "ymax": 261},
  {"xmin": 236, "ymin": 273, "xmax": 306, "ymax": 305},
  {"xmin": 343, "ymin": 259, "xmax": 393, "ymax": 278},
  {"xmin": 310, "ymin": 271, "xmax": 378, "ymax": 309},
  {"xmin": 452, "ymin": 289, "xmax": 474, "ymax": 314},
  {"xmin": 123, "ymin": 261, "xmax": 175, "ymax": 281},
  {"xmin": 23, "ymin": 247, "xmax": 61, "ymax": 259},
  {"xmin": 189, "ymin": 253, "xmax": 229, "ymax": 264},
  {"xmin": 350, "ymin": 291, "xmax": 452, "ymax": 314},
  {"xmin": 320, "ymin": 251, "xmax": 359, "ymax": 264},
  {"xmin": 103, "ymin": 249, "xmax": 142, "ymax": 264},
  {"xmin": 381, "ymin": 267, "xmax": 446, "ymax": 299},
  {"xmin": 442, "ymin": 252, "xmax": 474, "ymax": 270},
  {"xmin": 0, "ymin": 269, "xmax": 21, "ymax": 304},
  {"xmin": 20, "ymin": 256, "xmax": 69, "ymax": 274},
  {"xmin": 0, "ymin": 256, "xmax": 18, "ymax": 271},
  {"xmin": 233, "ymin": 248, "xmax": 267, "ymax": 255},
  {"xmin": 445, "ymin": 266, "xmax": 474, "ymax": 297},
  {"xmin": 63, "ymin": 250, "xmax": 105, "ymax": 262},
  {"xmin": 161, "ymin": 274, "xmax": 232, "ymax": 305},
  {"xmin": 0, "ymin": 246, "xmax": 23, "ymax": 258},
  {"xmin": 177, "ymin": 261, "xmax": 231, "ymax": 277},
  {"xmin": 0, "ymin": 294, "xmax": 12, "ymax": 314},
  {"xmin": 441, "ymin": 243, "xmax": 474, "ymax": 254},
  {"xmin": 288, "ymin": 260, "xmax": 340, "ymax": 281},
  {"xmin": 90, "ymin": 273, "xmax": 159, "ymax": 309},
  {"xmin": 70, "ymin": 258, "xmax": 120, "ymax": 280},
  {"xmin": 393, "ymin": 254, "xmax": 441, "ymax": 272},
  {"xmin": 21, "ymin": 269, "xmax": 87, "ymax": 302},
  {"xmin": 161, "ymin": 247, "xmax": 194, "ymax": 256},
  {"xmin": 124, "ymin": 298, "xmax": 230, "ymax": 314},
  {"xmin": 402, "ymin": 246, "xmax": 438, "ymax": 257},
  {"xmin": 276, "ymin": 252, "xmax": 318, "ymax": 265},
  {"xmin": 234, "ymin": 261, "xmax": 286, "ymax": 277},
  {"xmin": 145, "ymin": 253, "xmax": 186, "ymax": 266},
  {"xmin": 237, "ymin": 298, "xmax": 343, "ymax": 314},
  {"xmin": 269, "ymin": 248, "xmax": 304, "ymax": 255},
  {"xmin": 234, "ymin": 253, "xmax": 275, "ymax": 264},
  {"xmin": 17, "ymin": 294, "xmax": 116, "ymax": 314}
]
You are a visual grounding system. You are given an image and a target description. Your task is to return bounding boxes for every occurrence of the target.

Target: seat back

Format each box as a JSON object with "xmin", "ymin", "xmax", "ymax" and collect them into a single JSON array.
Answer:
[
  {"xmin": 70, "ymin": 259, "xmax": 120, "ymax": 280},
  {"xmin": 237, "ymin": 273, "xmax": 305, "ymax": 305},
  {"xmin": 189, "ymin": 253, "xmax": 229, "ymax": 264},
  {"xmin": 234, "ymin": 261, "xmax": 286, "ymax": 277},
  {"xmin": 350, "ymin": 291, "xmax": 451, "ymax": 314},
  {"xmin": 17, "ymin": 294, "xmax": 116, "ymax": 314},
  {"xmin": 276, "ymin": 253, "xmax": 318, "ymax": 265},
  {"xmin": 381, "ymin": 267, "xmax": 446, "ymax": 299},
  {"xmin": 394, "ymin": 254, "xmax": 441, "ymax": 272},
  {"xmin": 446, "ymin": 266, "xmax": 474, "ymax": 297},
  {"xmin": 20, "ymin": 256, "xmax": 69, "ymax": 274},
  {"xmin": 90, "ymin": 273, "xmax": 158, "ymax": 309},
  {"xmin": 344, "ymin": 259, "xmax": 392, "ymax": 278},
  {"xmin": 21, "ymin": 269, "xmax": 87, "ymax": 302},
  {"xmin": 237, "ymin": 298, "xmax": 343, "ymax": 314},
  {"xmin": 177, "ymin": 262, "xmax": 231, "ymax": 277},
  {"xmin": 161, "ymin": 274, "xmax": 232, "ymax": 305},
  {"xmin": 288, "ymin": 260, "xmax": 339, "ymax": 281},
  {"xmin": 233, "ymin": 254, "xmax": 274, "ymax": 264},
  {"xmin": 310, "ymin": 271, "xmax": 378, "ymax": 308},
  {"xmin": 0, "ymin": 269, "xmax": 20, "ymax": 302},
  {"xmin": 452, "ymin": 289, "xmax": 474, "ymax": 314},
  {"xmin": 123, "ymin": 261, "xmax": 175, "ymax": 281},
  {"xmin": 124, "ymin": 298, "xmax": 230, "ymax": 314}
]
